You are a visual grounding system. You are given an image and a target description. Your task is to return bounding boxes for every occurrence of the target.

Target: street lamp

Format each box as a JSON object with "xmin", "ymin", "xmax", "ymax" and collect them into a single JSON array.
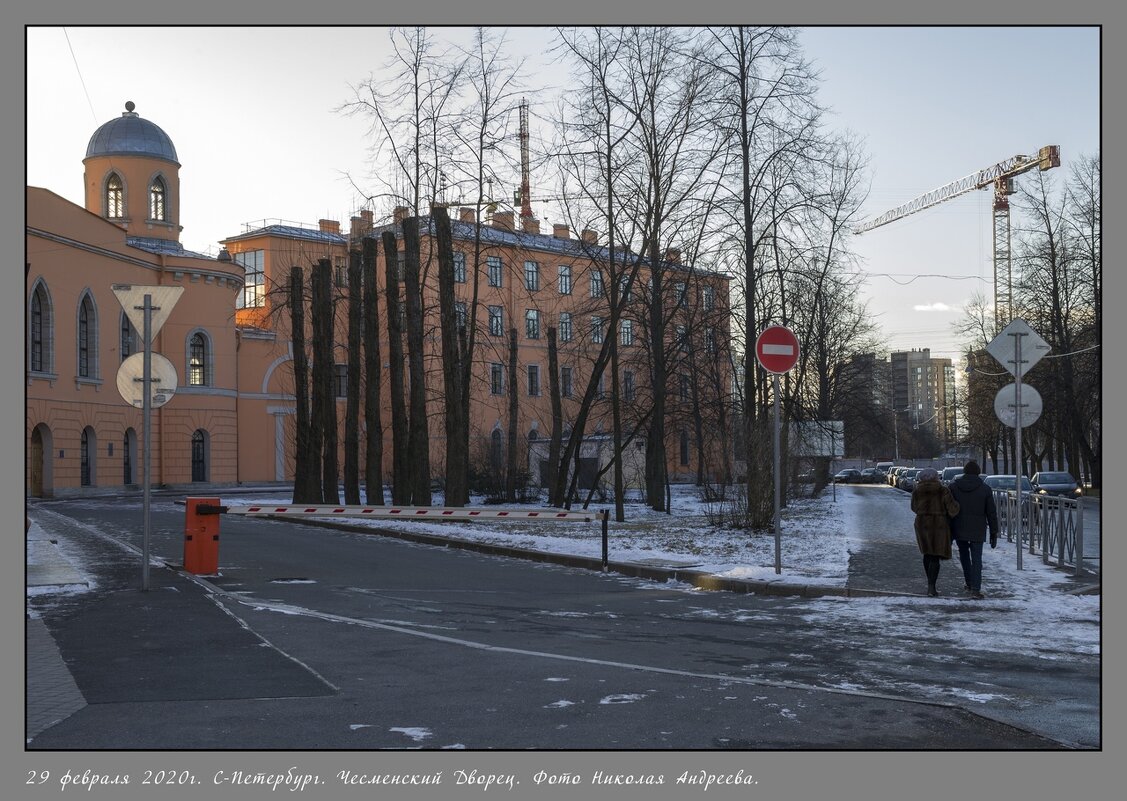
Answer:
[{"xmin": 893, "ymin": 405, "xmax": 911, "ymax": 462}]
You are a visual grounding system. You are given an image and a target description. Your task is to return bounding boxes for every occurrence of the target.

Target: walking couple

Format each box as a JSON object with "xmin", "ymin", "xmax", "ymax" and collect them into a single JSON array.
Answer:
[{"xmin": 911, "ymin": 461, "xmax": 1000, "ymax": 598}]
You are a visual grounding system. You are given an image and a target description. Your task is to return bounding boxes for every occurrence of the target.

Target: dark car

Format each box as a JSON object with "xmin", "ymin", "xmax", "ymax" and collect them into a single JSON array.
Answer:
[
  {"xmin": 940, "ymin": 466, "xmax": 963, "ymax": 486},
  {"xmin": 1031, "ymin": 471, "xmax": 1082, "ymax": 498},
  {"xmin": 833, "ymin": 469, "xmax": 863, "ymax": 484},
  {"xmin": 984, "ymin": 474, "xmax": 1033, "ymax": 494},
  {"xmin": 897, "ymin": 468, "xmax": 920, "ymax": 492},
  {"xmin": 860, "ymin": 468, "xmax": 882, "ymax": 484},
  {"xmin": 984, "ymin": 474, "xmax": 1034, "ymax": 528}
]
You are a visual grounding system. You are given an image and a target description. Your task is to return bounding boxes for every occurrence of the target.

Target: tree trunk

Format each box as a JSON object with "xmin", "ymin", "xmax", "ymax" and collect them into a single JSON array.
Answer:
[
  {"xmin": 432, "ymin": 205, "xmax": 469, "ymax": 506},
  {"xmin": 362, "ymin": 237, "xmax": 384, "ymax": 504},
  {"xmin": 343, "ymin": 250, "xmax": 362, "ymax": 505},
  {"xmin": 312, "ymin": 259, "xmax": 338, "ymax": 504},
  {"xmin": 382, "ymin": 230, "xmax": 410, "ymax": 504},
  {"xmin": 546, "ymin": 327, "xmax": 563, "ymax": 497},
  {"xmin": 402, "ymin": 217, "xmax": 431, "ymax": 506},
  {"xmin": 506, "ymin": 327, "xmax": 519, "ymax": 502},
  {"xmin": 290, "ymin": 266, "xmax": 319, "ymax": 503}
]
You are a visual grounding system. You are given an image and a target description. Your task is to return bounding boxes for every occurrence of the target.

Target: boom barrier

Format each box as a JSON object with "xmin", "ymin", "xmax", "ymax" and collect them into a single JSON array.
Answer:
[{"xmin": 184, "ymin": 498, "xmax": 611, "ymax": 575}]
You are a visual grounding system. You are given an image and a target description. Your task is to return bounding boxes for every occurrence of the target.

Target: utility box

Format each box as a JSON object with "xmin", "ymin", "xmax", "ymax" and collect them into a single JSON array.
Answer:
[{"xmin": 184, "ymin": 497, "xmax": 220, "ymax": 575}]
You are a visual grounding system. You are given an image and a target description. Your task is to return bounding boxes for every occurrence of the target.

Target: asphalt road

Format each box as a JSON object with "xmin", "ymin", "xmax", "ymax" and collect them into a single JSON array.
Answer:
[{"xmin": 27, "ymin": 494, "xmax": 1095, "ymax": 749}]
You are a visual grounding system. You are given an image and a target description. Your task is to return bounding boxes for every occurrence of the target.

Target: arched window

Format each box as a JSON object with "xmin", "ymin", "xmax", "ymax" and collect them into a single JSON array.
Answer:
[
  {"xmin": 123, "ymin": 428, "xmax": 137, "ymax": 485},
  {"xmin": 29, "ymin": 280, "xmax": 53, "ymax": 374},
  {"xmin": 188, "ymin": 331, "xmax": 208, "ymax": 386},
  {"xmin": 81, "ymin": 427, "xmax": 96, "ymax": 486},
  {"xmin": 77, "ymin": 292, "xmax": 98, "ymax": 379},
  {"xmin": 191, "ymin": 429, "xmax": 208, "ymax": 482},
  {"xmin": 120, "ymin": 312, "xmax": 138, "ymax": 361},
  {"xmin": 106, "ymin": 174, "xmax": 124, "ymax": 218},
  {"xmin": 149, "ymin": 176, "xmax": 166, "ymax": 221}
]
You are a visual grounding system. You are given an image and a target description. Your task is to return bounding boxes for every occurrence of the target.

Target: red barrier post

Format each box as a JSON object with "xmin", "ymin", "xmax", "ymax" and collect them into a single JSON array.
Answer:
[{"xmin": 184, "ymin": 497, "xmax": 221, "ymax": 574}]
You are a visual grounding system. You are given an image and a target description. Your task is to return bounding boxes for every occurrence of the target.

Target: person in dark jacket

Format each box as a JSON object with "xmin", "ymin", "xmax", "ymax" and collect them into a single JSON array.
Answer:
[
  {"xmin": 947, "ymin": 461, "xmax": 1000, "ymax": 599},
  {"xmin": 910, "ymin": 467, "xmax": 960, "ymax": 597}
]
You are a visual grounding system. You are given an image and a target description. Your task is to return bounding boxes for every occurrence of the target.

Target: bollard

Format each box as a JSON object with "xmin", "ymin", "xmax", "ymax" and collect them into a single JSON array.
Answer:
[{"xmin": 184, "ymin": 497, "xmax": 221, "ymax": 575}]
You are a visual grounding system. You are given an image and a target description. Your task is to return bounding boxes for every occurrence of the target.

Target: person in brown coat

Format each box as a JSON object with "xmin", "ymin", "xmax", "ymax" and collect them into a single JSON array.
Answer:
[{"xmin": 911, "ymin": 467, "xmax": 960, "ymax": 596}]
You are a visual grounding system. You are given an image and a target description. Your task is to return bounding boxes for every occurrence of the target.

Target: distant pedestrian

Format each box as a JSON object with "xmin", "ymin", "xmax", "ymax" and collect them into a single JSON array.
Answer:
[
  {"xmin": 948, "ymin": 461, "xmax": 1000, "ymax": 599},
  {"xmin": 911, "ymin": 467, "xmax": 960, "ymax": 597}
]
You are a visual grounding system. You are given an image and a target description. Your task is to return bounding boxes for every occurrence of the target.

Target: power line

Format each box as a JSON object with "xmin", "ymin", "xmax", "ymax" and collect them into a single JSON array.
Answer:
[{"xmin": 62, "ymin": 28, "xmax": 99, "ymax": 126}]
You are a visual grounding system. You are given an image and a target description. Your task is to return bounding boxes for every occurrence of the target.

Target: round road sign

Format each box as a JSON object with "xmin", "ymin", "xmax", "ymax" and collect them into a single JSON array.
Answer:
[
  {"xmin": 993, "ymin": 383, "xmax": 1042, "ymax": 428},
  {"xmin": 755, "ymin": 325, "xmax": 800, "ymax": 373},
  {"xmin": 117, "ymin": 352, "xmax": 178, "ymax": 409}
]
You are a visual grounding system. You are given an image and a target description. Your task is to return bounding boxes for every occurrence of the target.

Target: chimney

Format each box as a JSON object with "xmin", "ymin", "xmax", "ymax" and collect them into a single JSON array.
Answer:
[
  {"xmin": 393, "ymin": 206, "xmax": 409, "ymax": 224},
  {"xmin": 581, "ymin": 228, "xmax": 598, "ymax": 245},
  {"xmin": 522, "ymin": 217, "xmax": 540, "ymax": 235},
  {"xmin": 459, "ymin": 206, "xmax": 476, "ymax": 223},
  {"xmin": 319, "ymin": 219, "xmax": 340, "ymax": 235},
  {"xmin": 664, "ymin": 248, "xmax": 681, "ymax": 264},
  {"xmin": 350, "ymin": 210, "xmax": 375, "ymax": 240},
  {"xmin": 552, "ymin": 223, "xmax": 570, "ymax": 239},
  {"xmin": 492, "ymin": 211, "xmax": 515, "ymax": 231}
]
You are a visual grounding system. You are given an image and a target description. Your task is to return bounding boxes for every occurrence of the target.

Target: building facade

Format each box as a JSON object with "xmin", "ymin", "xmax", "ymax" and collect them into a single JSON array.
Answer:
[
  {"xmin": 27, "ymin": 103, "xmax": 245, "ymax": 497},
  {"xmin": 27, "ymin": 103, "xmax": 734, "ymax": 498}
]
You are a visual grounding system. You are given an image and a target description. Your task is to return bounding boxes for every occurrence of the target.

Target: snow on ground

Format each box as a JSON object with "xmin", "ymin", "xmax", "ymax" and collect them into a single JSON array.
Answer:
[{"xmin": 225, "ymin": 484, "xmax": 849, "ymax": 585}]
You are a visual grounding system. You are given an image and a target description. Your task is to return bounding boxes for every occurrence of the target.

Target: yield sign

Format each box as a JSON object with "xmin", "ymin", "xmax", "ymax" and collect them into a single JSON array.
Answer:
[
  {"xmin": 985, "ymin": 317, "xmax": 1051, "ymax": 377},
  {"xmin": 112, "ymin": 284, "xmax": 184, "ymax": 341},
  {"xmin": 756, "ymin": 325, "xmax": 800, "ymax": 373}
]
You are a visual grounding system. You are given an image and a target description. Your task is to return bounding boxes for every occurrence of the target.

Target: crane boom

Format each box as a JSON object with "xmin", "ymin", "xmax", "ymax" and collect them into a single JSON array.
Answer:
[
  {"xmin": 853, "ymin": 145, "xmax": 1059, "ymax": 329},
  {"xmin": 854, "ymin": 146, "xmax": 1060, "ymax": 235}
]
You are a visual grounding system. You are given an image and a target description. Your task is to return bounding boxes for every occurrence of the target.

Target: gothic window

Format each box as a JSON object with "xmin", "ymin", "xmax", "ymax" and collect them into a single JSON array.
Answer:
[
  {"xmin": 149, "ymin": 176, "xmax": 167, "ymax": 221},
  {"xmin": 106, "ymin": 174, "xmax": 124, "ymax": 218}
]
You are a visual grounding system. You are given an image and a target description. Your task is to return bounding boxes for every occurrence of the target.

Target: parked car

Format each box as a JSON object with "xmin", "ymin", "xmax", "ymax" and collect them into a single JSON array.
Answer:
[
  {"xmin": 984, "ymin": 474, "xmax": 1034, "ymax": 528},
  {"xmin": 1031, "ymin": 471, "xmax": 1082, "ymax": 498},
  {"xmin": 940, "ymin": 466, "xmax": 963, "ymax": 486},
  {"xmin": 887, "ymin": 467, "xmax": 905, "ymax": 487},
  {"xmin": 984, "ymin": 474, "xmax": 1033, "ymax": 494},
  {"xmin": 860, "ymin": 468, "xmax": 882, "ymax": 484},
  {"xmin": 897, "ymin": 468, "xmax": 920, "ymax": 492},
  {"xmin": 833, "ymin": 469, "xmax": 863, "ymax": 484}
]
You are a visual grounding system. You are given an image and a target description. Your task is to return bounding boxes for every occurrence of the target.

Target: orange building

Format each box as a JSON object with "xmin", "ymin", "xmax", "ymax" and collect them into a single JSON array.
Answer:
[
  {"xmin": 27, "ymin": 103, "xmax": 733, "ymax": 499},
  {"xmin": 27, "ymin": 103, "xmax": 244, "ymax": 497}
]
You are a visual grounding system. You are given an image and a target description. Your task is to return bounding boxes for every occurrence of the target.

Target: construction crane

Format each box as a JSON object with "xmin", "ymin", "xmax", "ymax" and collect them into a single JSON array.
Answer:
[{"xmin": 855, "ymin": 145, "xmax": 1060, "ymax": 329}]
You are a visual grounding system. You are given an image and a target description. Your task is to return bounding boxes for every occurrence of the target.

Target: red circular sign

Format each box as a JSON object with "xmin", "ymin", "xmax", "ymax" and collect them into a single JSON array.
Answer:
[{"xmin": 755, "ymin": 325, "xmax": 800, "ymax": 373}]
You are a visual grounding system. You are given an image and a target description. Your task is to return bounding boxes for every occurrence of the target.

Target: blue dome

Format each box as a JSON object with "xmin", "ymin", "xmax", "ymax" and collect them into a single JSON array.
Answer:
[{"xmin": 85, "ymin": 102, "xmax": 179, "ymax": 165}]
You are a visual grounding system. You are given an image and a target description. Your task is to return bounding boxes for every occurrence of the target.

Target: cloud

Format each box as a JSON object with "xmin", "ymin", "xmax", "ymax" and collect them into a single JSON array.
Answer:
[{"xmin": 913, "ymin": 302, "xmax": 952, "ymax": 312}]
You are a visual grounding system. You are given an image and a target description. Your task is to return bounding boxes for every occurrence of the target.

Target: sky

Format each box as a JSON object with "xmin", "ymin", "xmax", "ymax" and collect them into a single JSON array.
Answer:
[{"xmin": 25, "ymin": 26, "xmax": 1099, "ymax": 359}]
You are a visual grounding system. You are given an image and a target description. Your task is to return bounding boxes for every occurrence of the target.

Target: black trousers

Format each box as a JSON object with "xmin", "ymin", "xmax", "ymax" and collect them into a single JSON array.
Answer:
[{"xmin": 922, "ymin": 554, "xmax": 941, "ymax": 585}]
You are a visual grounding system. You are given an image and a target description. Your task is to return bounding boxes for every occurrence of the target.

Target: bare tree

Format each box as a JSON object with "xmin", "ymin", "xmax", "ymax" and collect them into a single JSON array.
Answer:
[
  {"xmin": 361, "ymin": 237, "xmax": 385, "ymax": 504},
  {"xmin": 343, "ymin": 250, "xmax": 363, "ymax": 505},
  {"xmin": 432, "ymin": 205, "xmax": 470, "ymax": 505},
  {"xmin": 311, "ymin": 259, "xmax": 339, "ymax": 504},
  {"xmin": 290, "ymin": 266, "xmax": 319, "ymax": 504},
  {"xmin": 382, "ymin": 230, "xmax": 410, "ymax": 503},
  {"xmin": 401, "ymin": 218, "xmax": 432, "ymax": 505}
]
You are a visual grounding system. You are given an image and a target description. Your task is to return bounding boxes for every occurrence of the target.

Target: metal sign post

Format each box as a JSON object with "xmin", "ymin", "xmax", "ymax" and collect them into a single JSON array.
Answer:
[
  {"xmin": 986, "ymin": 318, "xmax": 1050, "ymax": 572},
  {"xmin": 1013, "ymin": 332, "xmax": 1023, "ymax": 570},
  {"xmin": 772, "ymin": 374, "xmax": 782, "ymax": 574},
  {"xmin": 113, "ymin": 284, "xmax": 182, "ymax": 591},
  {"xmin": 755, "ymin": 326, "xmax": 800, "ymax": 576},
  {"xmin": 142, "ymin": 294, "xmax": 153, "ymax": 591}
]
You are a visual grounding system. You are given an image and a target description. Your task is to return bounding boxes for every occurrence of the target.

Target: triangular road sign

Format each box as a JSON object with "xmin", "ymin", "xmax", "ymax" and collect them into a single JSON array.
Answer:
[
  {"xmin": 985, "ymin": 317, "xmax": 1051, "ymax": 377},
  {"xmin": 112, "ymin": 285, "xmax": 184, "ymax": 341}
]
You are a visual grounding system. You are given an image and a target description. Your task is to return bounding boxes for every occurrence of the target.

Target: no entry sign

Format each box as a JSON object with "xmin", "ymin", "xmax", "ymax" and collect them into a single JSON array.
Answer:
[{"xmin": 755, "ymin": 325, "xmax": 800, "ymax": 373}]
